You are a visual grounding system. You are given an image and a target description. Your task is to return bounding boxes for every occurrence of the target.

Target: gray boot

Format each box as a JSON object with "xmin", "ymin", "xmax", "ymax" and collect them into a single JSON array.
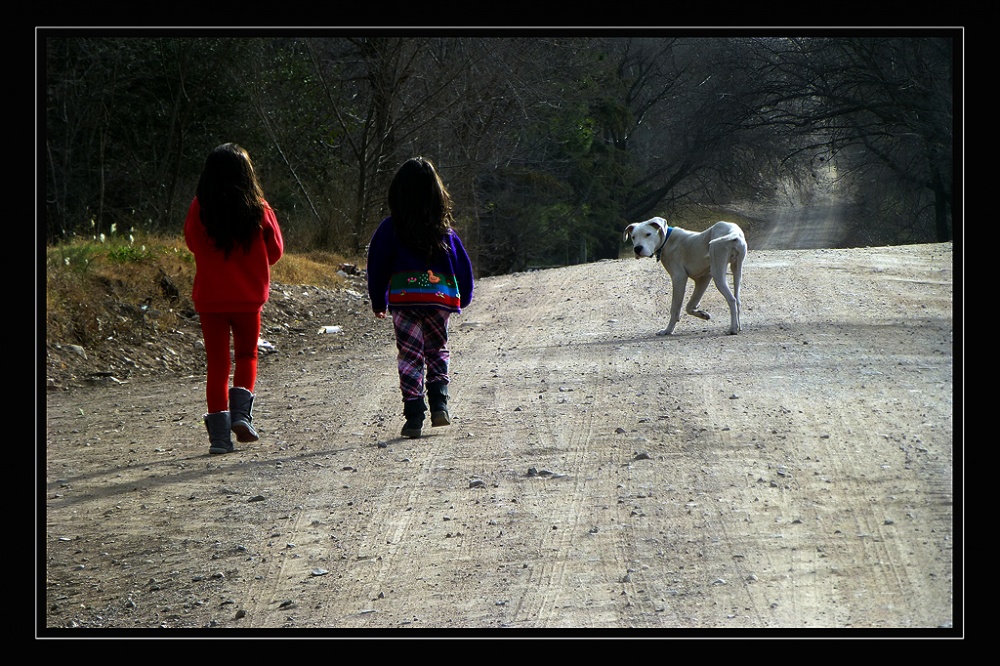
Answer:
[
  {"xmin": 401, "ymin": 398, "xmax": 426, "ymax": 439},
  {"xmin": 427, "ymin": 382, "xmax": 450, "ymax": 427},
  {"xmin": 229, "ymin": 387, "xmax": 259, "ymax": 443},
  {"xmin": 205, "ymin": 411, "xmax": 234, "ymax": 454}
]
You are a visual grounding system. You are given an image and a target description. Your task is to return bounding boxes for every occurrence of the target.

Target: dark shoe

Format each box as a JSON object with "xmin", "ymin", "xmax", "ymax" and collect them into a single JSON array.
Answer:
[
  {"xmin": 427, "ymin": 382, "xmax": 451, "ymax": 427},
  {"xmin": 205, "ymin": 411, "xmax": 234, "ymax": 454},
  {"xmin": 229, "ymin": 387, "xmax": 259, "ymax": 443},
  {"xmin": 401, "ymin": 398, "xmax": 426, "ymax": 439}
]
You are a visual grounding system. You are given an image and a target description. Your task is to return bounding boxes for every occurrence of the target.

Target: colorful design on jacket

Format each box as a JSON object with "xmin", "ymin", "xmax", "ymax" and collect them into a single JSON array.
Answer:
[{"xmin": 389, "ymin": 270, "xmax": 461, "ymax": 308}]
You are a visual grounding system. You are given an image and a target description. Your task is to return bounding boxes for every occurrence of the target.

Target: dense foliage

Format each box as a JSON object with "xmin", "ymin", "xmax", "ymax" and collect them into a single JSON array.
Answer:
[{"xmin": 43, "ymin": 32, "xmax": 957, "ymax": 275}]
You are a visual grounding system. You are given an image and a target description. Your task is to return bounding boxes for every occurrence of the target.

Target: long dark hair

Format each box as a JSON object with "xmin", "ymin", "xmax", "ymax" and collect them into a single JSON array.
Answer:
[
  {"xmin": 387, "ymin": 157, "xmax": 454, "ymax": 259},
  {"xmin": 196, "ymin": 143, "xmax": 266, "ymax": 258}
]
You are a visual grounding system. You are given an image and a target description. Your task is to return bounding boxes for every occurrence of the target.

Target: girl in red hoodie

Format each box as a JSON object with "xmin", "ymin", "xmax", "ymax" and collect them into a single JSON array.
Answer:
[{"xmin": 184, "ymin": 143, "xmax": 284, "ymax": 454}]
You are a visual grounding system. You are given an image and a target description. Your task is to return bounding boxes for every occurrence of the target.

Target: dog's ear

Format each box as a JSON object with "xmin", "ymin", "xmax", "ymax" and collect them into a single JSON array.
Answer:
[
  {"xmin": 651, "ymin": 217, "xmax": 667, "ymax": 234},
  {"xmin": 623, "ymin": 224, "xmax": 636, "ymax": 242}
]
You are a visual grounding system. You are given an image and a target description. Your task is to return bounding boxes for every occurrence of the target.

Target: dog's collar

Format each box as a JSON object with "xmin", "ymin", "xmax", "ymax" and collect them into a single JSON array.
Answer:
[{"xmin": 653, "ymin": 226, "xmax": 673, "ymax": 260}]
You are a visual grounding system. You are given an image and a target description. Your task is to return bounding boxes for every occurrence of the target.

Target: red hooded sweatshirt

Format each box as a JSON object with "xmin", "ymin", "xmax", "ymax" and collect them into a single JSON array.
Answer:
[{"xmin": 183, "ymin": 197, "xmax": 284, "ymax": 313}]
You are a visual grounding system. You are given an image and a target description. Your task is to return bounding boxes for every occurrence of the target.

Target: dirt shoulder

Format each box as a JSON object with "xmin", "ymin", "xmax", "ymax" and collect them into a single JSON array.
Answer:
[{"xmin": 41, "ymin": 242, "xmax": 957, "ymax": 635}]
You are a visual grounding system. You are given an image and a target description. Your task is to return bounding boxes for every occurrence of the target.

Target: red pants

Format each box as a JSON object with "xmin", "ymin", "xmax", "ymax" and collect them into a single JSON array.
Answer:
[{"xmin": 199, "ymin": 311, "xmax": 260, "ymax": 413}]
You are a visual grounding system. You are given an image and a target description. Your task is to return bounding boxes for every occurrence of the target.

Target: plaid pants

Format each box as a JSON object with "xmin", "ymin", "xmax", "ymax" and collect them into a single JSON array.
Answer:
[{"xmin": 391, "ymin": 308, "xmax": 450, "ymax": 402}]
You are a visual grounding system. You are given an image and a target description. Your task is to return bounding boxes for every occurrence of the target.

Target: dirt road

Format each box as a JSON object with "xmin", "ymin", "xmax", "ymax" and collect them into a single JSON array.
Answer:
[{"xmin": 42, "ymin": 242, "xmax": 956, "ymax": 635}]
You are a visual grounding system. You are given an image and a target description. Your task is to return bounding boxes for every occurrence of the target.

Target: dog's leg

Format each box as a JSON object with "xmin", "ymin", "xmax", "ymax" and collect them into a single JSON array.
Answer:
[
  {"xmin": 727, "ymin": 234, "xmax": 747, "ymax": 333},
  {"xmin": 685, "ymin": 275, "xmax": 712, "ymax": 320},
  {"xmin": 731, "ymin": 254, "xmax": 744, "ymax": 333},
  {"xmin": 656, "ymin": 274, "xmax": 688, "ymax": 336},
  {"xmin": 710, "ymin": 249, "xmax": 740, "ymax": 335}
]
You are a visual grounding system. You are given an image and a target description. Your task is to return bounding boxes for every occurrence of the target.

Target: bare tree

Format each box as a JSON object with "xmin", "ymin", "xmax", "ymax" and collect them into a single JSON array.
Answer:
[
  {"xmin": 300, "ymin": 37, "xmax": 476, "ymax": 253},
  {"xmin": 736, "ymin": 35, "xmax": 954, "ymax": 242},
  {"xmin": 45, "ymin": 36, "xmax": 251, "ymax": 241}
]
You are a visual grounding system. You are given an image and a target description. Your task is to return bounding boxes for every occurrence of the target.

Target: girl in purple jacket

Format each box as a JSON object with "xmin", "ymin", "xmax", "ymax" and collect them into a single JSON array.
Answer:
[{"xmin": 367, "ymin": 158, "xmax": 475, "ymax": 438}]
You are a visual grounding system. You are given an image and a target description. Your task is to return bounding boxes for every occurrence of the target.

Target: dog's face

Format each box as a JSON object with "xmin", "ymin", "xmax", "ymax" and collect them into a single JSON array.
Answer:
[{"xmin": 624, "ymin": 218, "xmax": 667, "ymax": 258}]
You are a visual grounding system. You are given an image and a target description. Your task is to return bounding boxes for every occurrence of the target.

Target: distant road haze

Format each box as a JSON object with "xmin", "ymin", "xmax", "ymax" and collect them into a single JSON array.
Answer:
[{"xmin": 755, "ymin": 201, "xmax": 856, "ymax": 250}]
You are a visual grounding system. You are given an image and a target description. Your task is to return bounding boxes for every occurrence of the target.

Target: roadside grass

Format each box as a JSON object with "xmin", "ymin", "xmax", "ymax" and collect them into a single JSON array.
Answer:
[{"xmin": 44, "ymin": 232, "xmax": 357, "ymax": 351}]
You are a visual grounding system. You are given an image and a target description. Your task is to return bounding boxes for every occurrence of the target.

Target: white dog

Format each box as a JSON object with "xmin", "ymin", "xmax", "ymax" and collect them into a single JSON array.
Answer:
[{"xmin": 624, "ymin": 217, "xmax": 747, "ymax": 335}]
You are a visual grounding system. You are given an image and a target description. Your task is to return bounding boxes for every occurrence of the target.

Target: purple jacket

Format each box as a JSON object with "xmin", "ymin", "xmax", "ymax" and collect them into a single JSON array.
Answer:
[{"xmin": 366, "ymin": 217, "xmax": 475, "ymax": 314}]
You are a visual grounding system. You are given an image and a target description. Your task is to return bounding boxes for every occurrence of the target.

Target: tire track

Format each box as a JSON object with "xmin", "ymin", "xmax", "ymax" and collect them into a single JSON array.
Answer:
[{"xmin": 467, "ymin": 262, "xmax": 649, "ymax": 628}]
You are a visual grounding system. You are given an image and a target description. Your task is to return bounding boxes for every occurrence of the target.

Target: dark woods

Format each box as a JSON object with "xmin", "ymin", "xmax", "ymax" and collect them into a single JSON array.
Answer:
[{"xmin": 43, "ymin": 33, "xmax": 956, "ymax": 276}]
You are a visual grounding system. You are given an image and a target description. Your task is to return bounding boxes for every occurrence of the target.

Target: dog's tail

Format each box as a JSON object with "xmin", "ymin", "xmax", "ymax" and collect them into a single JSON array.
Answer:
[{"xmin": 710, "ymin": 231, "xmax": 742, "ymax": 245}]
